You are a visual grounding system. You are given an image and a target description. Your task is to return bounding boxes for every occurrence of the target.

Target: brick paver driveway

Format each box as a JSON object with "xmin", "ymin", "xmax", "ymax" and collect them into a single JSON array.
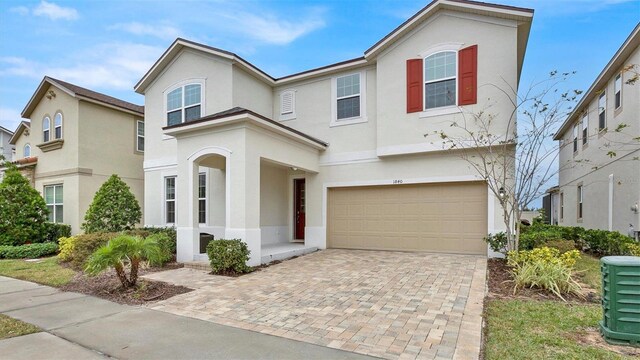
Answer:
[{"xmin": 145, "ymin": 250, "xmax": 486, "ymax": 360}]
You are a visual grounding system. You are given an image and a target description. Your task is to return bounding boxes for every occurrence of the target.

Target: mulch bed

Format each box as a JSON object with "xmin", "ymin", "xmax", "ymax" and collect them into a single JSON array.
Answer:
[
  {"xmin": 486, "ymin": 258, "xmax": 598, "ymax": 303},
  {"xmin": 61, "ymin": 263, "xmax": 192, "ymax": 306}
]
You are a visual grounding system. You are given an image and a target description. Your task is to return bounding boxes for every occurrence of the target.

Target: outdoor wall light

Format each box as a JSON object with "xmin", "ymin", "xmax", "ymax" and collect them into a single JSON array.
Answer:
[
  {"xmin": 632, "ymin": 203, "xmax": 639, "ymax": 214},
  {"xmin": 291, "ymin": 167, "xmax": 298, "ymax": 171},
  {"xmin": 498, "ymin": 187, "xmax": 506, "ymax": 199}
]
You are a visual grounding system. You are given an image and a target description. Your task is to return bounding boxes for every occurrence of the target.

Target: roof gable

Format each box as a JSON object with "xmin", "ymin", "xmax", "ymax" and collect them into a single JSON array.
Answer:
[
  {"xmin": 135, "ymin": 0, "xmax": 533, "ymax": 92},
  {"xmin": 22, "ymin": 77, "xmax": 144, "ymax": 119},
  {"xmin": 9, "ymin": 121, "xmax": 30, "ymax": 145}
]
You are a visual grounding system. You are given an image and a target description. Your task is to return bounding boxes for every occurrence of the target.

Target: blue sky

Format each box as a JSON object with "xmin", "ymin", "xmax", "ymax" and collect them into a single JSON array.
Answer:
[{"xmin": 0, "ymin": 0, "xmax": 638, "ymax": 131}]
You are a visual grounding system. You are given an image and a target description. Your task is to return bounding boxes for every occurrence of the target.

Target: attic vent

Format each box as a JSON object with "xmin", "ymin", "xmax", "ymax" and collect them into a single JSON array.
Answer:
[{"xmin": 280, "ymin": 90, "xmax": 296, "ymax": 120}]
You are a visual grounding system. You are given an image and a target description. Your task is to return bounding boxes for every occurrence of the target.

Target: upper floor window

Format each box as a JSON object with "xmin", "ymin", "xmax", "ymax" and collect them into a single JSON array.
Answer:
[
  {"xmin": 577, "ymin": 185, "xmax": 583, "ymax": 220},
  {"xmin": 572, "ymin": 124, "xmax": 578, "ymax": 153},
  {"xmin": 336, "ymin": 73, "xmax": 361, "ymax": 120},
  {"xmin": 43, "ymin": 116, "xmax": 51, "ymax": 142},
  {"xmin": 279, "ymin": 90, "xmax": 296, "ymax": 121},
  {"xmin": 54, "ymin": 113, "xmax": 62, "ymax": 139},
  {"xmin": 166, "ymin": 83, "xmax": 202, "ymax": 126},
  {"xmin": 581, "ymin": 112, "xmax": 588, "ymax": 146},
  {"xmin": 614, "ymin": 74, "xmax": 622, "ymax": 109},
  {"xmin": 424, "ymin": 51, "xmax": 456, "ymax": 109},
  {"xmin": 598, "ymin": 91, "xmax": 606, "ymax": 131},
  {"xmin": 136, "ymin": 120, "xmax": 144, "ymax": 152},
  {"xmin": 24, "ymin": 144, "xmax": 31, "ymax": 158}
]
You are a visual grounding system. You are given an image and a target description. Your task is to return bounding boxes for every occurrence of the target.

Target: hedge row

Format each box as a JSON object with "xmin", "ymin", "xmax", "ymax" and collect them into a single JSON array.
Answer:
[{"xmin": 0, "ymin": 243, "xmax": 59, "ymax": 259}]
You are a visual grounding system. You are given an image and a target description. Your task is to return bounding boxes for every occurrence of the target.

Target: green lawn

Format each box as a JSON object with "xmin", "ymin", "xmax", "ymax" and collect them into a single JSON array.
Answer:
[
  {"xmin": 0, "ymin": 257, "xmax": 76, "ymax": 287},
  {"xmin": 484, "ymin": 299, "xmax": 630, "ymax": 360},
  {"xmin": 575, "ymin": 253, "xmax": 602, "ymax": 294},
  {"xmin": 0, "ymin": 314, "xmax": 40, "ymax": 340}
]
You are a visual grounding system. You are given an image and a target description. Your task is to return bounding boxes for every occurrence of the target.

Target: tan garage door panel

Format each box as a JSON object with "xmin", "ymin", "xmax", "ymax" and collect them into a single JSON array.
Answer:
[{"xmin": 327, "ymin": 182, "xmax": 487, "ymax": 255}]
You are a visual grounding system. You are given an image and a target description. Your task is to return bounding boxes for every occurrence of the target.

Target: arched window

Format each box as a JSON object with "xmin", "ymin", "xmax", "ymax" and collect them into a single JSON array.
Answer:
[
  {"xmin": 424, "ymin": 51, "xmax": 457, "ymax": 109},
  {"xmin": 43, "ymin": 116, "xmax": 51, "ymax": 142},
  {"xmin": 166, "ymin": 83, "xmax": 202, "ymax": 126},
  {"xmin": 24, "ymin": 144, "xmax": 31, "ymax": 158},
  {"xmin": 54, "ymin": 113, "xmax": 63, "ymax": 139}
]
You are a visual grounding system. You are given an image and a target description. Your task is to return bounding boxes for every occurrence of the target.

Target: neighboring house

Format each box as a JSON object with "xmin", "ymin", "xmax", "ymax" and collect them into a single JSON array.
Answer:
[
  {"xmin": 549, "ymin": 24, "xmax": 639, "ymax": 237},
  {"xmin": 135, "ymin": 0, "xmax": 534, "ymax": 265},
  {"xmin": 0, "ymin": 125, "xmax": 14, "ymax": 161},
  {"xmin": 5, "ymin": 76, "xmax": 145, "ymax": 234}
]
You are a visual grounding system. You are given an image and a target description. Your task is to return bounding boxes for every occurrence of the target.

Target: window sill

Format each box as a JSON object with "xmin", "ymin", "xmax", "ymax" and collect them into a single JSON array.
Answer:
[
  {"xmin": 419, "ymin": 106, "xmax": 461, "ymax": 118},
  {"xmin": 614, "ymin": 106, "xmax": 622, "ymax": 117},
  {"xmin": 37, "ymin": 139, "xmax": 64, "ymax": 152},
  {"xmin": 279, "ymin": 113, "xmax": 296, "ymax": 122},
  {"xmin": 330, "ymin": 116, "xmax": 368, "ymax": 128}
]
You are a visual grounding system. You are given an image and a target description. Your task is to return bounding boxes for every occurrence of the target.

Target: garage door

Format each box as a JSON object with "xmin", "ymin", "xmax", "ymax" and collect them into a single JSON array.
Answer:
[{"xmin": 327, "ymin": 182, "xmax": 487, "ymax": 255}]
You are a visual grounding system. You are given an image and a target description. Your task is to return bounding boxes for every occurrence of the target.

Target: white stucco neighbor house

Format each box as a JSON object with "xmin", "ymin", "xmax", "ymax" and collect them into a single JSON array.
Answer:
[
  {"xmin": 0, "ymin": 125, "xmax": 14, "ymax": 162},
  {"xmin": 136, "ymin": 0, "xmax": 534, "ymax": 265},
  {"xmin": 548, "ymin": 24, "xmax": 639, "ymax": 239}
]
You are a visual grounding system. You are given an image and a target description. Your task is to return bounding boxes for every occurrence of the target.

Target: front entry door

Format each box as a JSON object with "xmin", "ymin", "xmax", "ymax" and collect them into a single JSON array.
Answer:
[{"xmin": 294, "ymin": 179, "xmax": 306, "ymax": 240}]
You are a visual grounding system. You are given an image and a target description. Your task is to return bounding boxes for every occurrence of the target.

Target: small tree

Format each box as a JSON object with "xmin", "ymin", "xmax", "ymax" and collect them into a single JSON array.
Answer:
[
  {"xmin": 0, "ymin": 168, "xmax": 49, "ymax": 245},
  {"xmin": 83, "ymin": 174, "xmax": 141, "ymax": 233},
  {"xmin": 84, "ymin": 235, "xmax": 163, "ymax": 288}
]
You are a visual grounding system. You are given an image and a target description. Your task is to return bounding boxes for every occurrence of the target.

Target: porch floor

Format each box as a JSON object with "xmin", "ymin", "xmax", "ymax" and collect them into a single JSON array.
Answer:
[
  {"xmin": 183, "ymin": 242, "xmax": 318, "ymax": 270},
  {"xmin": 260, "ymin": 243, "xmax": 318, "ymax": 264}
]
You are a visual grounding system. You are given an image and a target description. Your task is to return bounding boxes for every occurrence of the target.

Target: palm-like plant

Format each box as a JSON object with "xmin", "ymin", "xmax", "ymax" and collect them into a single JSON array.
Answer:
[{"xmin": 85, "ymin": 235, "xmax": 164, "ymax": 288}]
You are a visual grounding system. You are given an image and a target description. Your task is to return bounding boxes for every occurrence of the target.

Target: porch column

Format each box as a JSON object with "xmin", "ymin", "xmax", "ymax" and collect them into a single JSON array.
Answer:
[
  {"xmin": 176, "ymin": 157, "xmax": 200, "ymax": 262},
  {"xmin": 225, "ymin": 151, "xmax": 261, "ymax": 266}
]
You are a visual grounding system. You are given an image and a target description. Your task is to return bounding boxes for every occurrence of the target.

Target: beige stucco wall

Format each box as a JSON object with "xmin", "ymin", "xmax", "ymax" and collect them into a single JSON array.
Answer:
[
  {"xmin": 11, "ymin": 83, "xmax": 145, "ymax": 234},
  {"xmin": 557, "ymin": 46, "xmax": 640, "ymax": 234},
  {"xmin": 233, "ymin": 67, "xmax": 273, "ymax": 118}
]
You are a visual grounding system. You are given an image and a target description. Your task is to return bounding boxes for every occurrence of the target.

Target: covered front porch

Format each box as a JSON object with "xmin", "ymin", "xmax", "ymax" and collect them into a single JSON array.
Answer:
[{"xmin": 164, "ymin": 108, "xmax": 327, "ymax": 266}]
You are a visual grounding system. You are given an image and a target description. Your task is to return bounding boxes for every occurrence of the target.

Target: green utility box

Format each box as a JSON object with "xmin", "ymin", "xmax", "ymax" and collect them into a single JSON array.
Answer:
[{"xmin": 600, "ymin": 256, "xmax": 640, "ymax": 347}]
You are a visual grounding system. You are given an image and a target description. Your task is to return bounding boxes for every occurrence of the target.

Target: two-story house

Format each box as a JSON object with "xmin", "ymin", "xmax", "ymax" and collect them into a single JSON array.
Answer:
[
  {"xmin": 136, "ymin": 0, "xmax": 534, "ymax": 265},
  {"xmin": 550, "ymin": 25, "xmax": 639, "ymax": 237},
  {"xmin": 6, "ymin": 76, "xmax": 146, "ymax": 234}
]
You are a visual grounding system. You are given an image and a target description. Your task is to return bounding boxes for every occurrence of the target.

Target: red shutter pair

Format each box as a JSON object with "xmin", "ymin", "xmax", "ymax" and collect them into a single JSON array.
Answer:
[{"xmin": 406, "ymin": 45, "xmax": 477, "ymax": 113}]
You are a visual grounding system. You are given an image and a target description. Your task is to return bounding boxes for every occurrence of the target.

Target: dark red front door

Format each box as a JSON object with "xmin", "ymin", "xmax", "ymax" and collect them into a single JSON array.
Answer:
[{"xmin": 294, "ymin": 179, "xmax": 306, "ymax": 240}]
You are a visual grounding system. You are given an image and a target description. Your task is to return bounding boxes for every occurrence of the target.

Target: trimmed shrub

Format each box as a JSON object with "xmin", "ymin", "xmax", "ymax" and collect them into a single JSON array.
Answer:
[
  {"xmin": 508, "ymin": 247, "xmax": 582, "ymax": 300},
  {"xmin": 484, "ymin": 232, "xmax": 507, "ymax": 253},
  {"xmin": 0, "ymin": 169, "xmax": 49, "ymax": 246},
  {"xmin": 142, "ymin": 227, "xmax": 176, "ymax": 255},
  {"xmin": 82, "ymin": 174, "xmax": 142, "ymax": 233},
  {"xmin": 58, "ymin": 236, "xmax": 77, "ymax": 262},
  {"xmin": 70, "ymin": 232, "xmax": 115, "ymax": 269},
  {"xmin": 206, "ymin": 239, "xmax": 251, "ymax": 275},
  {"xmin": 540, "ymin": 239, "xmax": 577, "ymax": 254},
  {"xmin": 519, "ymin": 230, "xmax": 564, "ymax": 250},
  {"xmin": 0, "ymin": 243, "xmax": 59, "ymax": 259},
  {"xmin": 146, "ymin": 233, "xmax": 173, "ymax": 265},
  {"xmin": 581, "ymin": 229, "xmax": 635, "ymax": 256},
  {"xmin": 44, "ymin": 223, "xmax": 72, "ymax": 243}
]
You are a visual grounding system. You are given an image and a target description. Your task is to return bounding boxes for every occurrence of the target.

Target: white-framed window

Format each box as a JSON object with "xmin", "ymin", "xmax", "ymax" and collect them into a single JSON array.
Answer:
[
  {"xmin": 136, "ymin": 120, "xmax": 144, "ymax": 152},
  {"xmin": 198, "ymin": 172, "xmax": 206, "ymax": 224},
  {"xmin": 331, "ymin": 72, "xmax": 367, "ymax": 126},
  {"xmin": 24, "ymin": 144, "xmax": 31, "ymax": 158},
  {"xmin": 279, "ymin": 90, "xmax": 296, "ymax": 121},
  {"xmin": 44, "ymin": 184, "xmax": 63, "ymax": 223},
  {"xmin": 166, "ymin": 81, "xmax": 204, "ymax": 126},
  {"xmin": 598, "ymin": 91, "xmax": 606, "ymax": 131},
  {"xmin": 572, "ymin": 124, "xmax": 578, "ymax": 153},
  {"xmin": 582, "ymin": 112, "xmax": 588, "ymax": 146},
  {"xmin": 43, "ymin": 116, "xmax": 51, "ymax": 142},
  {"xmin": 424, "ymin": 51, "xmax": 457, "ymax": 110},
  {"xmin": 577, "ymin": 185, "xmax": 583, "ymax": 220},
  {"xmin": 559, "ymin": 192, "xmax": 564, "ymax": 221},
  {"xmin": 614, "ymin": 73, "xmax": 622, "ymax": 109},
  {"xmin": 165, "ymin": 176, "xmax": 176, "ymax": 224},
  {"xmin": 54, "ymin": 113, "xmax": 62, "ymax": 139}
]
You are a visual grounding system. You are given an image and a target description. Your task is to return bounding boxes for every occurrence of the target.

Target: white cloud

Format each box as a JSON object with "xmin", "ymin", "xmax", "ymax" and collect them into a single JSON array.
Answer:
[
  {"xmin": 0, "ymin": 107, "xmax": 26, "ymax": 133},
  {"xmin": 223, "ymin": 10, "xmax": 326, "ymax": 45},
  {"xmin": 33, "ymin": 1, "xmax": 78, "ymax": 21},
  {"xmin": 109, "ymin": 22, "xmax": 182, "ymax": 41},
  {"xmin": 0, "ymin": 43, "xmax": 163, "ymax": 91}
]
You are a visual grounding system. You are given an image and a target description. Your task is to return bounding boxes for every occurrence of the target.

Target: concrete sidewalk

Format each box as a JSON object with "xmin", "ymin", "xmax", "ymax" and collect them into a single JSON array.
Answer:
[{"xmin": 0, "ymin": 276, "xmax": 373, "ymax": 359}]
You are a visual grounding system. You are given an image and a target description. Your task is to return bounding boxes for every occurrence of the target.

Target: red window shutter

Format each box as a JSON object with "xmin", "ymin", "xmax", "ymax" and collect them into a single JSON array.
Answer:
[
  {"xmin": 458, "ymin": 45, "xmax": 477, "ymax": 106},
  {"xmin": 406, "ymin": 59, "xmax": 423, "ymax": 113}
]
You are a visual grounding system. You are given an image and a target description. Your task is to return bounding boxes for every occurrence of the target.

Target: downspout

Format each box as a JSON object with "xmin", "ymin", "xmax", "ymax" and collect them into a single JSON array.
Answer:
[{"xmin": 608, "ymin": 174, "xmax": 614, "ymax": 231}]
